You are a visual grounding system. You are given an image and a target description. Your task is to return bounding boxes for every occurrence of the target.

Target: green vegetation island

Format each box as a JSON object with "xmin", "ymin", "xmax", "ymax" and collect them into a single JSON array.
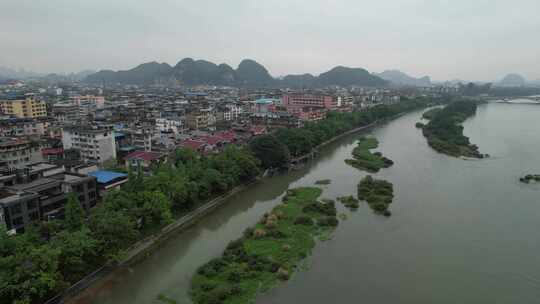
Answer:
[
  {"xmin": 419, "ymin": 101, "xmax": 487, "ymax": 158},
  {"xmin": 337, "ymin": 195, "xmax": 360, "ymax": 210},
  {"xmin": 189, "ymin": 187, "xmax": 338, "ymax": 304},
  {"xmin": 519, "ymin": 174, "xmax": 540, "ymax": 183},
  {"xmin": 358, "ymin": 175, "xmax": 394, "ymax": 216},
  {"xmin": 345, "ymin": 136, "xmax": 394, "ymax": 172}
]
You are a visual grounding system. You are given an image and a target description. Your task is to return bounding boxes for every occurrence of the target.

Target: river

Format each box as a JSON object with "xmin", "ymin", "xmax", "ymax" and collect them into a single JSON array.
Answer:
[{"xmin": 73, "ymin": 102, "xmax": 540, "ymax": 304}]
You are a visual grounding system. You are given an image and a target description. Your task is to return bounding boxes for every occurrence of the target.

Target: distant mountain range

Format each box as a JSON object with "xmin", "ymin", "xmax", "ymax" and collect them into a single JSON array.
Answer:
[
  {"xmin": 0, "ymin": 66, "xmax": 43, "ymax": 79},
  {"xmin": 0, "ymin": 66, "xmax": 95, "ymax": 82},
  {"xmin": 85, "ymin": 58, "xmax": 387, "ymax": 88},
  {"xmin": 375, "ymin": 70, "xmax": 431, "ymax": 87}
]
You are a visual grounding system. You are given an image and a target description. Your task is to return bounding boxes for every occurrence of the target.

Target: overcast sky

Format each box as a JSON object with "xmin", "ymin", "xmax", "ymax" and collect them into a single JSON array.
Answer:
[{"xmin": 1, "ymin": 0, "xmax": 539, "ymax": 81}]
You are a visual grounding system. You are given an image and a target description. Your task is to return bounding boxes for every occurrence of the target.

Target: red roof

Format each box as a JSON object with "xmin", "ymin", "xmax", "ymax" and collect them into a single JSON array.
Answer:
[
  {"xmin": 214, "ymin": 131, "xmax": 236, "ymax": 142},
  {"xmin": 42, "ymin": 148, "xmax": 64, "ymax": 155},
  {"xmin": 125, "ymin": 151, "xmax": 164, "ymax": 161},
  {"xmin": 197, "ymin": 135, "xmax": 225, "ymax": 146},
  {"xmin": 180, "ymin": 139, "xmax": 206, "ymax": 150},
  {"xmin": 250, "ymin": 126, "xmax": 267, "ymax": 135}
]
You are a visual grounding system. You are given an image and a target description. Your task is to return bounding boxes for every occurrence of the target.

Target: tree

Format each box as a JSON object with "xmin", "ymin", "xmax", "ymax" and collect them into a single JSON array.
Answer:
[
  {"xmin": 0, "ymin": 243, "xmax": 64, "ymax": 304},
  {"xmin": 64, "ymin": 193, "xmax": 85, "ymax": 231},
  {"xmin": 249, "ymin": 135, "xmax": 290, "ymax": 169},
  {"xmin": 88, "ymin": 206, "xmax": 139, "ymax": 258},
  {"xmin": 138, "ymin": 191, "xmax": 173, "ymax": 228},
  {"xmin": 51, "ymin": 227, "xmax": 99, "ymax": 282}
]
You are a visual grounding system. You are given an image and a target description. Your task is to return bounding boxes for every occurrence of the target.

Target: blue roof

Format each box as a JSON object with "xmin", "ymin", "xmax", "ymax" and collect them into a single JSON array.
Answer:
[
  {"xmin": 88, "ymin": 170, "xmax": 128, "ymax": 184},
  {"xmin": 255, "ymin": 98, "xmax": 275, "ymax": 104}
]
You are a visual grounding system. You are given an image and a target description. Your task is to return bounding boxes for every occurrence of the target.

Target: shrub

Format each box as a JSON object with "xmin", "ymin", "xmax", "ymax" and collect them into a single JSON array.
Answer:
[
  {"xmin": 277, "ymin": 267, "xmax": 290, "ymax": 280},
  {"xmin": 294, "ymin": 216, "xmax": 313, "ymax": 226},
  {"xmin": 318, "ymin": 216, "xmax": 339, "ymax": 227},
  {"xmin": 253, "ymin": 228, "xmax": 267, "ymax": 238}
]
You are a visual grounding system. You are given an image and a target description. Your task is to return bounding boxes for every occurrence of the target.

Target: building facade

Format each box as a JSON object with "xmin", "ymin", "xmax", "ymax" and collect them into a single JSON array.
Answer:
[
  {"xmin": 0, "ymin": 95, "xmax": 47, "ymax": 118},
  {"xmin": 0, "ymin": 138, "xmax": 43, "ymax": 169},
  {"xmin": 62, "ymin": 125, "xmax": 117, "ymax": 164},
  {"xmin": 282, "ymin": 94, "xmax": 337, "ymax": 110}
]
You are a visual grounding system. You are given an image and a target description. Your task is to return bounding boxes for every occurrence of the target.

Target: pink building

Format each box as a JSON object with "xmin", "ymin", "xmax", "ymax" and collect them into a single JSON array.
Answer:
[
  {"xmin": 71, "ymin": 95, "xmax": 105, "ymax": 109},
  {"xmin": 282, "ymin": 94, "xmax": 337, "ymax": 110},
  {"xmin": 284, "ymin": 106, "xmax": 327, "ymax": 122}
]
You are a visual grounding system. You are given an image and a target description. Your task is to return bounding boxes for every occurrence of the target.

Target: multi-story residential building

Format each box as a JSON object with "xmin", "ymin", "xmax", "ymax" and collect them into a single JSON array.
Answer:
[
  {"xmin": 222, "ymin": 103, "xmax": 245, "ymax": 121},
  {"xmin": 0, "ymin": 138, "xmax": 43, "ymax": 168},
  {"xmin": 0, "ymin": 118, "xmax": 51, "ymax": 137},
  {"xmin": 71, "ymin": 95, "xmax": 105, "ymax": 110},
  {"xmin": 186, "ymin": 110, "xmax": 211, "ymax": 130},
  {"xmin": 52, "ymin": 102, "xmax": 80, "ymax": 123},
  {"xmin": 122, "ymin": 127, "xmax": 153, "ymax": 151},
  {"xmin": 0, "ymin": 164, "xmax": 97, "ymax": 233},
  {"xmin": 62, "ymin": 125, "xmax": 117, "ymax": 164},
  {"xmin": 282, "ymin": 94, "xmax": 337, "ymax": 110},
  {"xmin": 250, "ymin": 111, "xmax": 302, "ymax": 129},
  {"xmin": 156, "ymin": 117, "xmax": 186, "ymax": 134},
  {"xmin": 287, "ymin": 106, "xmax": 327, "ymax": 122},
  {"xmin": 0, "ymin": 95, "xmax": 47, "ymax": 118}
]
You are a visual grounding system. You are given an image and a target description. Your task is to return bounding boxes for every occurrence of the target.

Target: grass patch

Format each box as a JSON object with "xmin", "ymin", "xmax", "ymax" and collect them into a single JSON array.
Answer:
[
  {"xmin": 357, "ymin": 175, "xmax": 394, "ymax": 217},
  {"xmin": 189, "ymin": 187, "xmax": 338, "ymax": 304},
  {"xmin": 345, "ymin": 136, "xmax": 394, "ymax": 172}
]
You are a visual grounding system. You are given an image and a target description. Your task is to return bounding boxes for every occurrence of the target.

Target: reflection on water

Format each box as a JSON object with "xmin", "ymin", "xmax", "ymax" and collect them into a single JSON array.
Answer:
[{"xmin": 76, "ymin": 104, "xmax": 540, "ymax": 304}]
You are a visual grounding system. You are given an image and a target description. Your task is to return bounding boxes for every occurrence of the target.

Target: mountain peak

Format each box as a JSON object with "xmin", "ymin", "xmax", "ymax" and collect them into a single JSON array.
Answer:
[
  {"xmin": 376, "ymin": 70, "xmax": 431, "ymax": 87},
  {"xmin": 499, "ymin": 73, "xmax": 526, "ymax": 87}
]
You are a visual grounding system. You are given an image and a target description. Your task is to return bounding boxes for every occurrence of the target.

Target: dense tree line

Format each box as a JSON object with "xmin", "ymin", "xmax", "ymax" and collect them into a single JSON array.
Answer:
[
  {"xmin": 251, "ymin": 97, "xmax": 433, "ymax": 164},
  {"xmin": 0, "ymin": 146, "xmax": 260, "ymax": 304}
]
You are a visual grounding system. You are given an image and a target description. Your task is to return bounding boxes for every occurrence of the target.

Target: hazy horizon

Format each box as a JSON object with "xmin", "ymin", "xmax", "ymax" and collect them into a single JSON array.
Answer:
[{"xmin": 1, "ymin": 0, "xmax": 539, "ymax": 82}]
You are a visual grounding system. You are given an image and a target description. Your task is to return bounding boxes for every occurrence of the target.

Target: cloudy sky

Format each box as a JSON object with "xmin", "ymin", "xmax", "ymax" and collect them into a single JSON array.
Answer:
[{"xmin": 1, "ymin": 0, "xmax": 539, "ymax": 81}]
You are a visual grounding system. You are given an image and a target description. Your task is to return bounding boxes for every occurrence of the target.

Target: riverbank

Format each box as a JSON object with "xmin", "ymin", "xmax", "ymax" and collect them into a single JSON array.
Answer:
[{"xmin": 61, "ymin": 180, "xmax": 259, "ymax": 304}]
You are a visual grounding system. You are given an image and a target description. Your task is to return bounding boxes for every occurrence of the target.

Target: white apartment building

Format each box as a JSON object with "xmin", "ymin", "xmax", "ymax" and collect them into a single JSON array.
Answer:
[
  {"xmin": 156, "ymin": 117, "xmax": 186, "ymax": 134},
  {"xmin": 223, "ymin": 103, "xmax": 245, "ymax": 121},
  {"xmin": 62, "ymin": 126, "xmax": 116, "ymax": 164}
]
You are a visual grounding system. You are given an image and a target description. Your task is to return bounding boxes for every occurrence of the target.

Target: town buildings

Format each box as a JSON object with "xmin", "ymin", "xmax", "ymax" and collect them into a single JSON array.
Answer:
[
  {"xmin": 0, "ymin": 94, "xmax": 47, "ymax": 118},
  {"xmin": 0, "ymin": 163, "xmax": 97, "ymax": 233}
]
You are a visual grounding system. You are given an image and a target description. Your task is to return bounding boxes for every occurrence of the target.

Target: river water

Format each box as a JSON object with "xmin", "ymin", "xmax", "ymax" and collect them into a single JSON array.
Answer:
[{"xmin": 75, "ymin": 102, "xmax": 540, "ymax": 304}]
